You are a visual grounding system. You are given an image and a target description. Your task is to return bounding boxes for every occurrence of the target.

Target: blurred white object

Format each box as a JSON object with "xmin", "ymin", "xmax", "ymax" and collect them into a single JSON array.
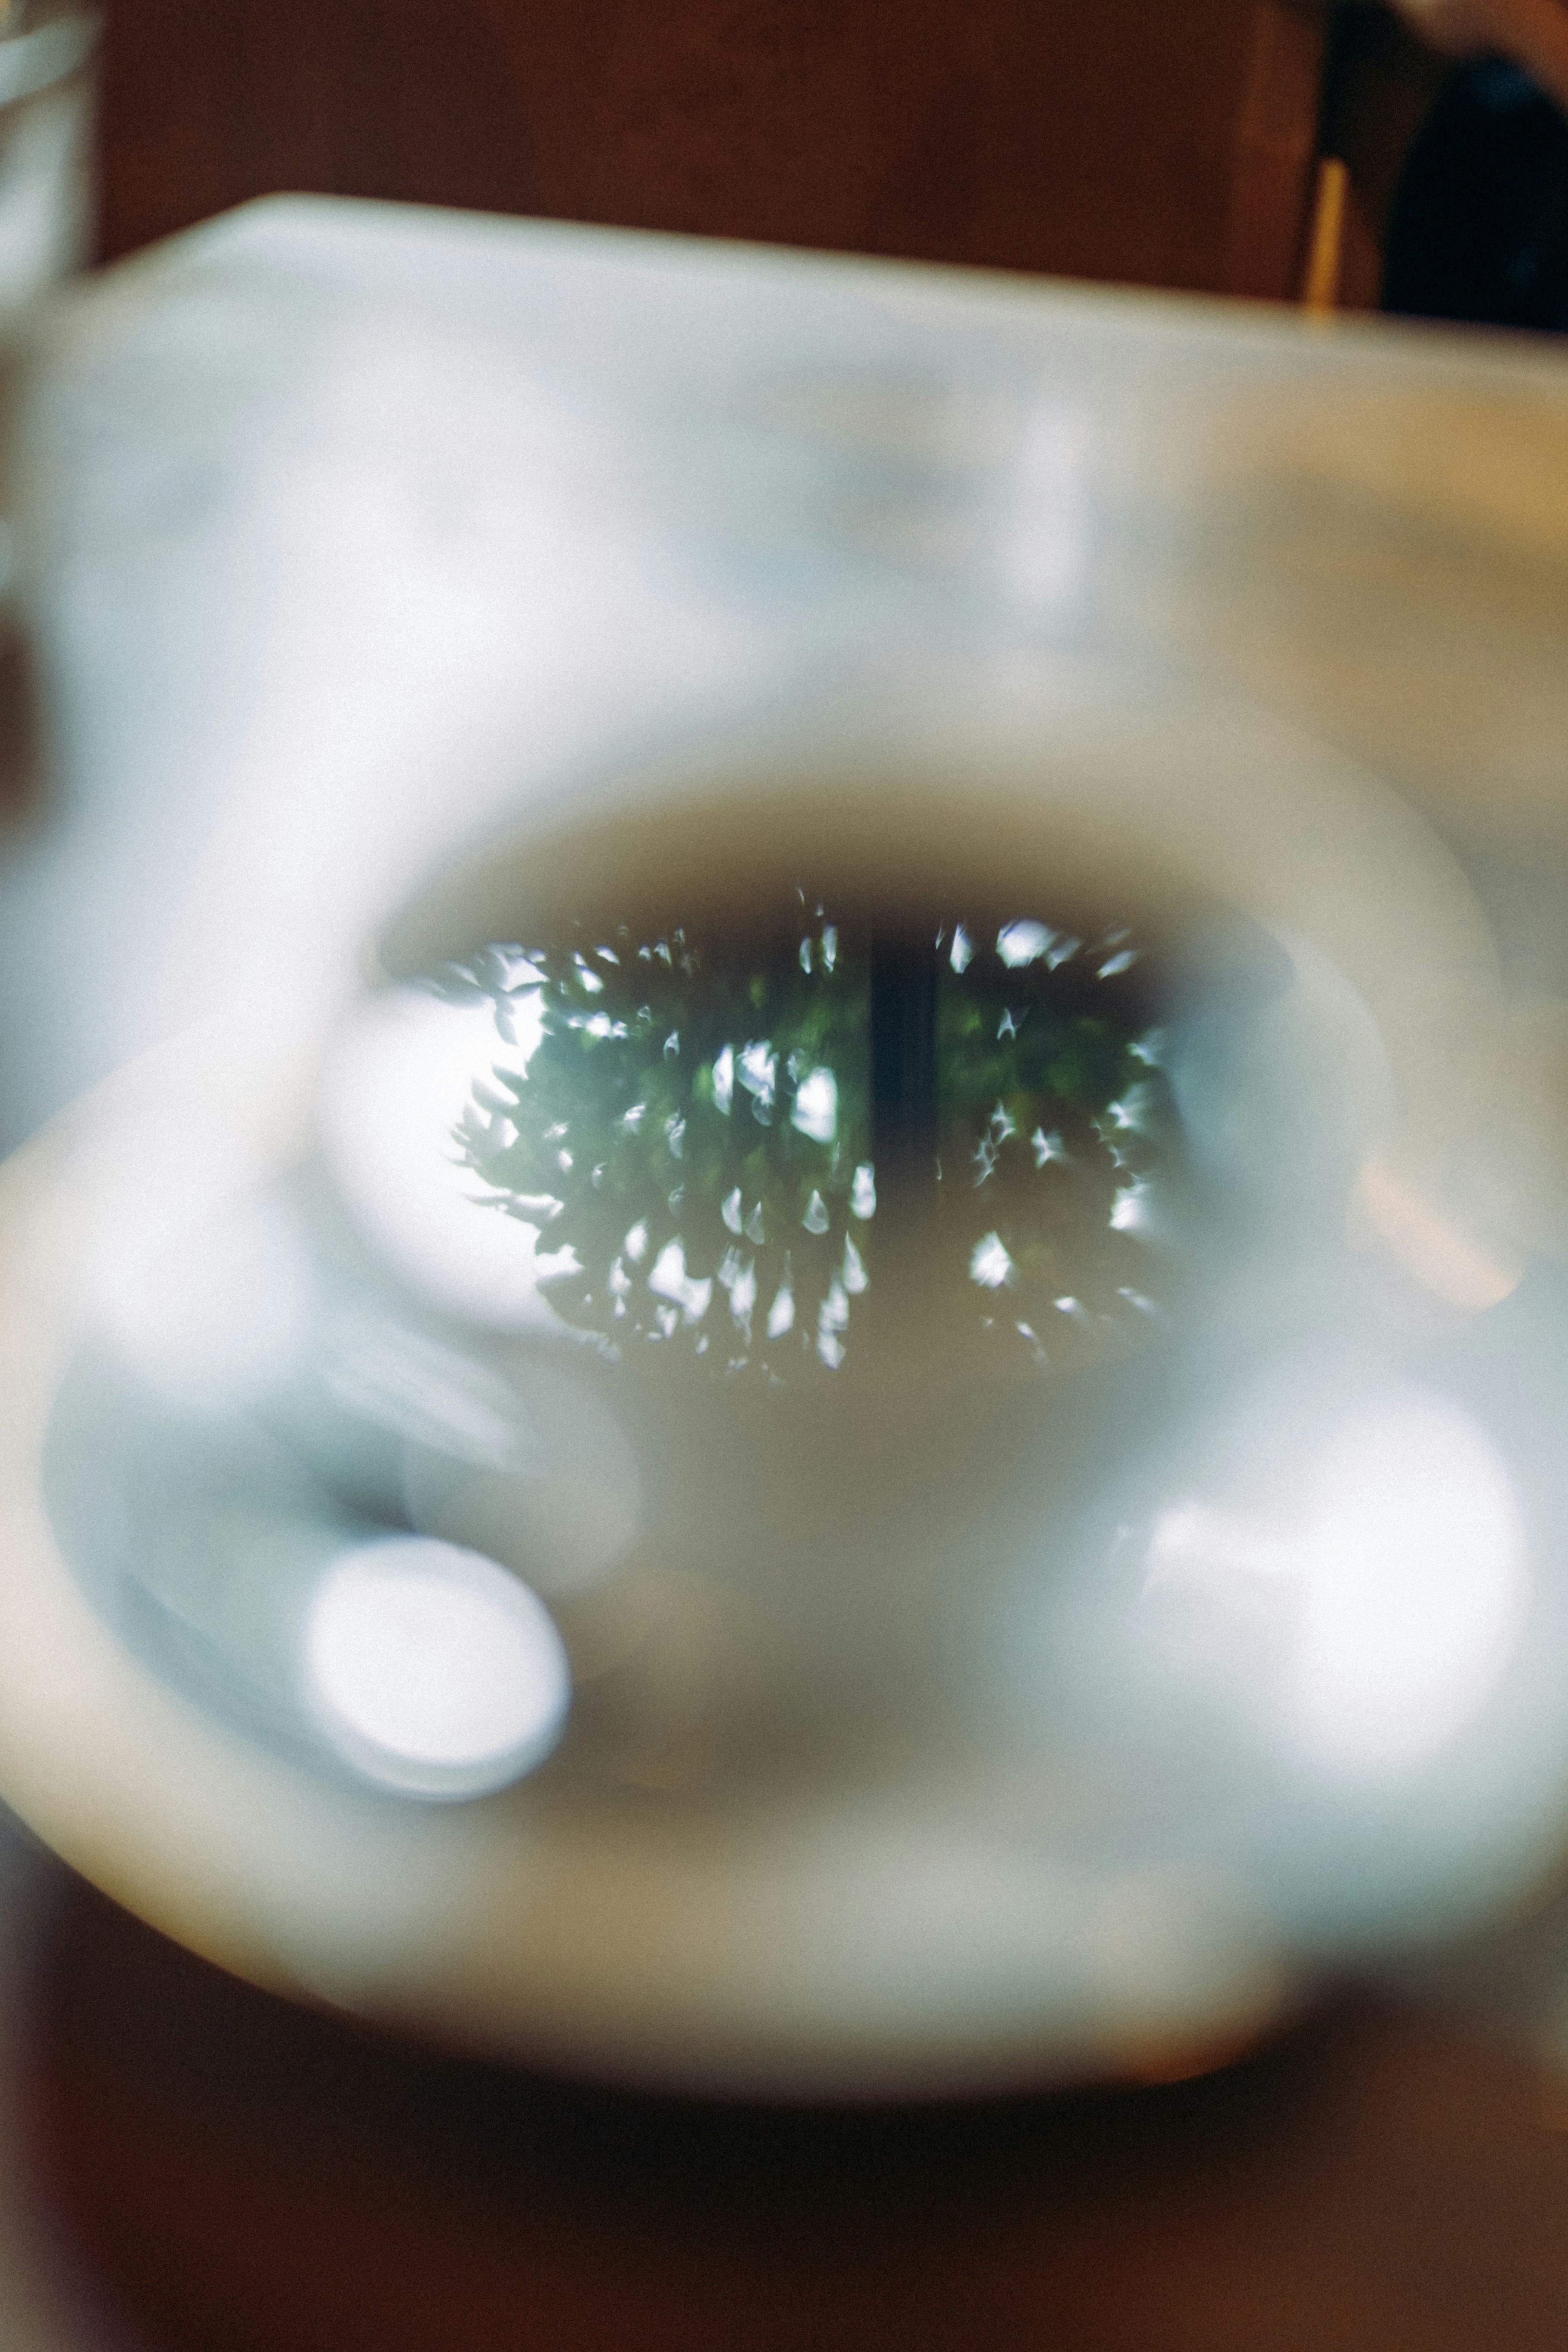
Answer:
[
  {"xmin": 304, "ymin": 1536, "xmax": 571, "ymax": 1799},
  {"xmin": 3, "ymin": 200, "xmax": 1568, "ymax": 2095},
  {"xmin": 0, "ymin": 4, "xmax": 95, "ymax": 317}
]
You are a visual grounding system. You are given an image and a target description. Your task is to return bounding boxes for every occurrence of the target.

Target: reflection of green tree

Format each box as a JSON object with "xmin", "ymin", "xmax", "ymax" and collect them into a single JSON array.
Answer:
[
  {"xmin": 443, "ymin": 915, "xmax": 1178, "ymax": 1382},
  {"xmin": 450, "ymin": 922, "xmax": 873, "ymax": 1376},
  {"xmin": 922, "ymin": 922, "xmax": 1176, "ymax": 1370}
]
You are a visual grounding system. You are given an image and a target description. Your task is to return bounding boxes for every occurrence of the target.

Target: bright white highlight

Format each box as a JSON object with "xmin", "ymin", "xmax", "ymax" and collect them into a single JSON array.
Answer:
[
  {"xmin": 738, "ymin": 1040, "xmax": 777, "ymax": 1117},
  {"xmin": 648, "ymin": 1240, "xmax": 713, "ymax": 1324},
  {"xmin": 304, "ymin": 1536, "xmax": 570, "ymax": 1798},
  {"xmin": 720, "ymin": 1251, "xmax": 757, "ymax": 1334},
  {"xmin": 817, "ymin": 1277, "xmax": 850, "ymax": 1368},
  {"xmin": 319, "ymin": 987, "xmax": 553, "ymax": 1330},
  {"xmin": 791, "ymin": 1067, "xmax": 839, "ymax": 1145},
  {"xmin": 970, "ymin": 1232, "xmax": 1015, "ymax": 1289},
  {"xmin": 997, "ymin": 920, "xmax": 1053, "ymax": 968},
  {"xmin": 712, "ymin": 1045, "xmax": 735, "ymax": 1116},
  {"xmin": 1111, "ymin": 1180, "xmax": 1151, "ymax": 1233},
  {"xmin": 1143, "ymin": 1386, "xmax": 1529, "ymax": 1776},
  {"xmin": 1290, "ymin": 1394, "xmax": 1528, "ymax": 1773},
  {"xmin": 1105, "ymin": 1084, "xmax": 1156, "ymax": 1135}
]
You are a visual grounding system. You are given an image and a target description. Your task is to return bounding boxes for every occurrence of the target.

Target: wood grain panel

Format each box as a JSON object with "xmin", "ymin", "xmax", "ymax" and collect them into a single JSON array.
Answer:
[
  {"xmin": 97, "ymin": 0, "xmax": 1330, "ymax": 298},
  {"xmin": 98, "ymin": 0, "xmax": 541, "ymax": 257}
]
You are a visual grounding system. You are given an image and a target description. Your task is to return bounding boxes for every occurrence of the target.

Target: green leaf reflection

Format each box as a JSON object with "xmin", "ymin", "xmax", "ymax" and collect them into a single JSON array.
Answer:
[{"xmin": 442, "ymin": 911, "xmax": 1178, "ymax": 1383}]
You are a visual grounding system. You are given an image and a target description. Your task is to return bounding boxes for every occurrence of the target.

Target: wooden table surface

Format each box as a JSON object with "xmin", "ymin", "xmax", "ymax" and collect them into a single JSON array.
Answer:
[{"xmin": 10, "ymin": 1855, "xmax": 1568, "ymax": 2352}]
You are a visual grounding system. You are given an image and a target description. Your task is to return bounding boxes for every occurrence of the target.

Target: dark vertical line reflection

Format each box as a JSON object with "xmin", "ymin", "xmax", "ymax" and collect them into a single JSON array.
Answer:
[{"xmin": 870, "ymin": 931, "xmax": 940, "ymax": 1215}]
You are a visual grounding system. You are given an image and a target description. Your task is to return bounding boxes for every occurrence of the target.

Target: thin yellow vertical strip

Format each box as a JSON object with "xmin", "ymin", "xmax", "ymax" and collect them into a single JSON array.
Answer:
[{"xmin": 1301, "ymin": 154, "xmax": 1350, "ymax": 314}]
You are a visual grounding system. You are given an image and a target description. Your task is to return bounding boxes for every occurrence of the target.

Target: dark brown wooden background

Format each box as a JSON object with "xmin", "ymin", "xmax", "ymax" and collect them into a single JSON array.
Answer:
[{"xmin": 95, "ymin": 0, "xmax": 1333, "ymax": 298}]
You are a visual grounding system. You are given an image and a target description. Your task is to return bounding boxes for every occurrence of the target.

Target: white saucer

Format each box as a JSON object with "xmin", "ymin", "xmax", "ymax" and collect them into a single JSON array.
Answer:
[{"xmin": 6, "ymin": 684, "xmax": 1568, "ymax": 2099}]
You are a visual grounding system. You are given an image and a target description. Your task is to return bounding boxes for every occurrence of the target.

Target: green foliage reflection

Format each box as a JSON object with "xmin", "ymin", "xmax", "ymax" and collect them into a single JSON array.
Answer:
[{"xmin": 438, "ymin": 909, "xmax": 1177, "ymax": 1383}]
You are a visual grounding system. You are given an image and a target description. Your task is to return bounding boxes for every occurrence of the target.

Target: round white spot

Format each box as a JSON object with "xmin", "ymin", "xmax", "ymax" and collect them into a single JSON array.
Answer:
[{"xmin": 303, "ymin": 1536, "xmax": 570, "ymax": 1799}]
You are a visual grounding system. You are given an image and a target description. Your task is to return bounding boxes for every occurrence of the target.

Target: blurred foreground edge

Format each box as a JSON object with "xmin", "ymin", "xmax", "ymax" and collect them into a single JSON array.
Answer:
[{"xmin": 18, "ymin": 1866, "xmax": 1568, "ymax": 2352}]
